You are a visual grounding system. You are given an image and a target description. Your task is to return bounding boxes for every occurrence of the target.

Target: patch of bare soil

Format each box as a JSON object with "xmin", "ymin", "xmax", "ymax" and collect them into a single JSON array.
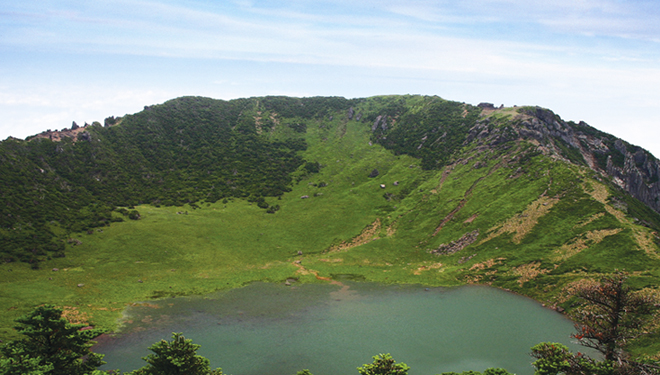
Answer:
[
  {"xmin": 413, "ymin": 262, "xmax": 443, "ymax": 275},
  {"xmin": 480, "ymin": 195, "xmax": 559, "ymax": 245},
  {"xmin": 512, "ymin": 262, "xmax": 550, "ymax": 286},
  {"xmin": 553, "ymin": 228, "xmax": 623, "ymax": 261}
]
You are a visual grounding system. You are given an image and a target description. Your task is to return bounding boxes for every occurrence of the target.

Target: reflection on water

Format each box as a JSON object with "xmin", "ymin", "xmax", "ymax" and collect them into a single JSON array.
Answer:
[{"xmin": 95, "ymin": 282, "xmax": 585, "ymax": 375}]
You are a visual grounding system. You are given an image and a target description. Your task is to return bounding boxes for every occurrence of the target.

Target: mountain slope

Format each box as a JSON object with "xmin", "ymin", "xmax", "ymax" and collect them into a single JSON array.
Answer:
[{"xmin": 1, "ymin": 95, "xmax": 660, "ymax": 354}]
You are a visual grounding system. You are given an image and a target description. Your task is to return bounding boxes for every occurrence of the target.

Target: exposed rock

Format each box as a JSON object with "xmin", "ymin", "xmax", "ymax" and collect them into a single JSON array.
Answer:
[
  {"xmin": 71, "ymin": 121, "xmax": 79, "ymax": 130},
  {"xmin": 52, "ymin": 268, "xmax": 59, "ymax": 272},
  {"xmin": 369, "ymin": 169, "xmax": 379, "ymax": 178},
  {"xmin": 477, "ymin": 102, "xmax": 495, "ymax": 110},
  {"xmin": 301, "ymin": 195, "xmax": 309, "ymax": 199},
  {"xmin": 77, "ymin": 283, "xmax": 84, "ymax": 287},
  {"xmin": 432, "ymin": 230, "xmax": 480, "ymax": 255},
  {"xmin": 348, "ymin": 107, "xmax": 354, "ymax": 120},
  {"xmin": 78, "ymin": 131, "xmax": 91, "ymax": 142},
  {"xmin": 473, "ymin": 161, "xmax": 487, "ymax": 169},
  {"xmin": 393, "ymin": 181, "xmax": 399, "ymax": 186},
  {"xmin": 356, "ymin": 112, "xmax": 363, "ymax": 121},
  {"xmin": 501, "ymin": 106, "xmax": 660, "ymax": 213},
  {"xmin": 380, "ymin": 184, "xmax": 386, "ymax": 189},
  {"xmin": 371, "ymin": 115, "xmax": 388, "ymax": 132}
]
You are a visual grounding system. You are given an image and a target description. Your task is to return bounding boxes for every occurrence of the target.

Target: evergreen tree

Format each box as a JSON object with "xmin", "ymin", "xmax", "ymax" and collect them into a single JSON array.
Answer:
[
  {"xmin": 0, "ymin": 305, "xmax": 105, "ymax": 375},
  {"xmin": 129, "ymin": 332, "xmax": 221, "ymax": 375},
  {"xmin": 357, "ymin": 353, "xmax": 410, "ymax": 375}
]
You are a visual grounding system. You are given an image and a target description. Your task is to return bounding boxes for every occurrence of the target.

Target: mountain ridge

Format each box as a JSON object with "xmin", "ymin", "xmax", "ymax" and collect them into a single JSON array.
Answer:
[{"xmin": 1, "ymin": 95, "xmax": 660, "ymax": 355}]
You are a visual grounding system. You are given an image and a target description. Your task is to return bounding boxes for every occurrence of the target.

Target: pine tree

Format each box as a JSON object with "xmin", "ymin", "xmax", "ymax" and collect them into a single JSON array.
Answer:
[
  {"xmin": 0, "ymin": 305, "xmax": 105, "ymax": 375},
  {"xmin": 129, "ymin": 332, "xmax": 222, "ymax": 375}
]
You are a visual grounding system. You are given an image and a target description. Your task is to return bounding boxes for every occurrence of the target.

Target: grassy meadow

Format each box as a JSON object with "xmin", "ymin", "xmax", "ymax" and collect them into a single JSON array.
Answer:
[{"xmin": 2, "ymin": 103, "xmax": 660, "ymax": 357}]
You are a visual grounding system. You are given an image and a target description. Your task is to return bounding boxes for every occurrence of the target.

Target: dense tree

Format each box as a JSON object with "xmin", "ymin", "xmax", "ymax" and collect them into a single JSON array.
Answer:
[
  {"xmin": 570, "ymin": 272, "xmax": 658, "ymax": 363},
  {"xmin": 530, "ymin": 272, "xmax": 660, "ymax": 375},
  {"xmin": 129, "ymin": 332, "xmax": 221, "ymax": 375},
  {"xmin": 0, "ymin": 305, "xmax": 105, "ymax": 375},
  {"xmin": 530, "ymin": 342, "xmax": 613, "ymax": 375},
  {"xmin": 357, "ymin": 353, "xmax": 410, "ymax": 375},
  {"xmin": 0, "ymin": 345, "xmax": 54, "ymax": 375}
]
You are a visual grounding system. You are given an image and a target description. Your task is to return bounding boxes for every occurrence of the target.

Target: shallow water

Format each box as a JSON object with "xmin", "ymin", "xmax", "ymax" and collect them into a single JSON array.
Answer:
[{"xmin": 95, "ymin": 282, "xmax": 587, "ymax": 375}]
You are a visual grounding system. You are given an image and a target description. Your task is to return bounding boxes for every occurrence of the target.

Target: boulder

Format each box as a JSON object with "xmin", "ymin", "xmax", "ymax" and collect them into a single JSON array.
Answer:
[{"xmin": 78, "ymin": 131, "xmax": 92, "ymax": 142}]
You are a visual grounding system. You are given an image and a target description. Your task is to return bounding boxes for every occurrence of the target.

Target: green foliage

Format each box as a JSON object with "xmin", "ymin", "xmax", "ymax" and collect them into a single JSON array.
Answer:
[
  {"xmin": 129, "ymin": 332, "xmax": 221, "ymax": 375},
  {"xmin": 529, "ymin": 342, "xmax": 614, "ymax": 375},
  {"xmin": 569, "ymin": 272, "xmax": 659, "ymax": 362},
  {"xmin": 0, "ymin": 305, "xmax": 105, "ymax": 375},
  {"xmin": 304, "ymin": 161, "xmax": 321, "ymax": 174},
  {"xmin": 0, "ymin": 346, "xmax": 54, "ymax": 375},
  {"xmin": 531, "ymin": 274, "xmax": 660, "ymax": 375},
  {"xmin": 369, "ymin": 97, "xmax": 481, "ymax": 169},
  {"xmin": 357, "ymin": 353, "xmax": 410, "ymax": 375},
  {"xmin": 0, "ymin": 96, "xmax": 314, "ymax": 263},
  {"xmin": 2, "ymin": 94, "xmax": 660, "ymax": 356}
]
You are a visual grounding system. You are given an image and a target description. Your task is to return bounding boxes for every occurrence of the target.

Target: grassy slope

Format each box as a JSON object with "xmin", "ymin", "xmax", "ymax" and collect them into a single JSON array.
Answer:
[{"xmin": 2, "ymin": 102, "xmax": 660, "ymax": 356}]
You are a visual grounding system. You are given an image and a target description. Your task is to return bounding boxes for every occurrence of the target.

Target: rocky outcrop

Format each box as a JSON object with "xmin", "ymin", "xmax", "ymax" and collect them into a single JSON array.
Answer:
[
  {"xmin": 606, "ymin": 147, "xmax": 660, "ymax": 212},
  {"xmin": 78, "ymin": 131, "xmax": 91, "ymax": 142},
  {"xmin": 432, "ymin": 230, "xmax": 480, "ymax": 255},
  {"xmin": 471, "ymin": 105, "xmax": 660, "ymax": 213},
  {"xmin": 371, "ymin": 115, "xmax": 388, "ymax": 132}
]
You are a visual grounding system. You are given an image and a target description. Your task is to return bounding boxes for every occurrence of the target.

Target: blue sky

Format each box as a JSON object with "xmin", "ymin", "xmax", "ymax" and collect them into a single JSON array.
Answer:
[{"xmin": 2, "ymin": 0, "xmax": 660, "ymax": 155}]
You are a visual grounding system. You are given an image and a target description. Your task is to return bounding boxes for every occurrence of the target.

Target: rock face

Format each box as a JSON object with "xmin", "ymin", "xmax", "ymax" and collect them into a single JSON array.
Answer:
[
  {"xmin": 432, "ymin": 230, "xmax": 480, "ymax": 255},
  {"xmin": 606, "ymin": 148, "xmax": 660, "ymax": 212},
  {"xmin": 78, "ymin": 131, "xmax": 92, "ymax": 142},
  {"xmin": 371, "ymin": 115, "xmax": 388, "ymax": 132},
  {"xmin": 470, "ymin": 106, "xmax": 660, "ymax": 213}
]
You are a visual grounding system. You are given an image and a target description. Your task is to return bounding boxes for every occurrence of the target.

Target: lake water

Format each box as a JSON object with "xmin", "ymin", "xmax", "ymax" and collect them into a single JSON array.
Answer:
[{"xmin": 94, "ymin": 282, "xmax": 586, "ymax": 375}]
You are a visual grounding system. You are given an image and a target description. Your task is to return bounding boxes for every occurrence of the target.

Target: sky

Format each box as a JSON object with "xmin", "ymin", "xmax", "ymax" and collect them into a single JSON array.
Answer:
[{"xmin": 1, "ymin": 0, "xmax": 660, "ymax": 155}]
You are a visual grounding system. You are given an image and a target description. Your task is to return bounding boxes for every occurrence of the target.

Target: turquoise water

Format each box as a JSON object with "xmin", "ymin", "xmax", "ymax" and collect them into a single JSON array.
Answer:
[{"xmin": 94, "ymin": 282, "xmax": 587, "ymax": 375}]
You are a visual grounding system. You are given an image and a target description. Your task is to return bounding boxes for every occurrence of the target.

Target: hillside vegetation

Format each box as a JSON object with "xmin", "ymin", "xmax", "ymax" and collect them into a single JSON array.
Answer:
[{"xmin": 1, "ymin": 95, "xmax": 660, "ymax": 356}]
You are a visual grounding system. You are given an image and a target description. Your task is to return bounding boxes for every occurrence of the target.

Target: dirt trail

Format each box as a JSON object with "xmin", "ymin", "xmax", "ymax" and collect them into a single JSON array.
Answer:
[{"xmin": 292, "ymin": 261, "xmax": 345, "ymax": 287}]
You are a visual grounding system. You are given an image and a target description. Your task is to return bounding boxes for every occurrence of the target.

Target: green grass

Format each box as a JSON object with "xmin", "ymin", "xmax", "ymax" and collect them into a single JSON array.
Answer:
[{"xmin": 2, "ymin": 107, "xmax": 660, "ymax": 355}]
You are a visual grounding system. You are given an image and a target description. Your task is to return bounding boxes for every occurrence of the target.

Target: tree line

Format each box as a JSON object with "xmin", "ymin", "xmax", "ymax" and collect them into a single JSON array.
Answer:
[{"xmin": 0, "ymin": 96, "xmax": 345, "ymax": 265}]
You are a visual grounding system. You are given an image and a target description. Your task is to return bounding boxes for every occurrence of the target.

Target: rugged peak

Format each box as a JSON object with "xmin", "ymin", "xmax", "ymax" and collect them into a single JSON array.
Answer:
[{"xmin": 476, "ymin": 105, "xmax": 660, "ymax": 213}]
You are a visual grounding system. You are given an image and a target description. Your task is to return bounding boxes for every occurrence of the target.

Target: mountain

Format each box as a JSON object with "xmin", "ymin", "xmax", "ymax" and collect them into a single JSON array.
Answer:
[{"xmin": 1, "ymin": 95, "xmax": 659, "ymax": 353}]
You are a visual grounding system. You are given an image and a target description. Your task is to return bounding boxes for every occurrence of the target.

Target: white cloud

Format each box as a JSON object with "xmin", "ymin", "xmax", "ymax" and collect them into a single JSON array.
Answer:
[{"xmin": 1, "ymin": 0, "xmax": 659, "ymax": 156}]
